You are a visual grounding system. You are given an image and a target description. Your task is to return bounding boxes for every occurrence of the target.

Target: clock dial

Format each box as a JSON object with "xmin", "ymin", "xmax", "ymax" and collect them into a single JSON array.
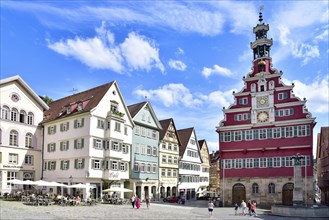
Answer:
[
  {"xmin": 256, "ymin": 96, "xmax": 268, "ymax": 107},
  {"xmin": 257, "ymin": 111, "xmax": 269, "ymax": 122}
]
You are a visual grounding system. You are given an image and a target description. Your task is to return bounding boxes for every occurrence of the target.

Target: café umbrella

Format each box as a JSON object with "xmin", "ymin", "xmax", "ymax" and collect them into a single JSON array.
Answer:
[
  {"xmin": 69, "ymin": 183, "xmax": 95, "ymax": 189},
  {"xmin": 102, "ymin": 187, "xmax": 132, "ymax": 193}
]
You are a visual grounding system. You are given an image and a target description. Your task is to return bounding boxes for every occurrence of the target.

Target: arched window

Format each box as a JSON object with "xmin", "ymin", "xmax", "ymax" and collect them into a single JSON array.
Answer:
[
  {"xmin": 1, "ymin": 106, "xmax": 10, "ymax": 120},
  {"xmin": 27, "ymin": 112, "xmax": 34, "ymax": 125},
  {"xmin": 268, "ymin": 183, "xmax": 275, "ymax": 194},
  {"xmin": 269, "ymin": 80, "xmax": 275, "ymax": 90},
  {"xmin": 9, "ymin": 130, "xmax": 18, "ymax": 146},
  {"xmin": 251, "ymin": 83, "xmax": 256, "ymax": 92},
  {"xmin": 252, "ymin": 183, "xmax": 259, "ymax": 193},
  {"xmin": 258, "ymin": 79, "xmax": 267, "ymax": 92},
  {"xmin": 20, "ymin": 110, "xmax": 26, "ymax": 123},
  {"xmin": 25, "ymin": 133, "xmax": 33, "ymax": 148},
  {"xmin": 11, "ymin": 108, "xmax": 18, "ymax": 121}
]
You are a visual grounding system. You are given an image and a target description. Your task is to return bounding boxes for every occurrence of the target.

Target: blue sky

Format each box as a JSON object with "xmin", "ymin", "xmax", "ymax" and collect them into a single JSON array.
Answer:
[{"xmin": 1, "ymin": 1, "xmax": 328, "ymax": 155}]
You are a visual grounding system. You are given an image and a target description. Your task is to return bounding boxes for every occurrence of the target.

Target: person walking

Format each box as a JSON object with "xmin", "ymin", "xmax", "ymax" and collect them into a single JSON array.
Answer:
[
  {"xmin": 131, "ymin": 195, "xmax": 136, "ymax": 208},
  {"xmin": 208, "ymin": 200, "xmax": 214, "ymax": 218},
  {"xmin": 234, "ymin": 202, "xmax": 239, "ymax": 215},
  {"xmin": 240, "ymin": 200, "xmax": 247, "ymax": 216},
  {"xmin": 145, "ymin": 196, "xmax": 150, "ymax": 209},
  {"xmin": 135, "ymin": 196, "xmax": 141, "ymax": 209},
  {"xmin": 250, "ymin": 201, "xmax": 257, "ymax": 217}
]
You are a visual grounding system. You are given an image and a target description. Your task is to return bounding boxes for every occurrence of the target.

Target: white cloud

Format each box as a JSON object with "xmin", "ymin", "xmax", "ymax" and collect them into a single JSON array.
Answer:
[
  {"xmin": 283, "ymin": 76, "xmax": 329, "ymax": 113},
  {"xmin": 315, "ymin": 29, "xmax": 328, "ymax": 42},
  {"xmin": 202, "ymin": 64, "xmax": 232, "ymax": 78},
  {"xmin": 120, "ymin": 32, "xmax": 165, "ymax": 73},
  {"xmin": 48, "ymin": 23, "xmax": 164, "ymax": 73},
  {"xmin": 207, "ymin": 90, "xmax": 234, "ymax": 107},
  {"xmin": 177, "ymin": 48, "xmax": 184, "ymax": 55},
  {"xmin": 168, "ymin": 59, "xmax": 187, "ymax": 71},
  {"xmin": 292, "ymin": 43, "xmax": 320, "ymax": 65},
  {"xmin": 48, "ymin": 36, "xmax": 123, "ymax": 72},
  {"xmin": 271, "ymin": 2, "xmax": 327, "ymax": 65},
  {"xmin": 134, "ymin": 83, "xmax": 203, "ymax": 108}
]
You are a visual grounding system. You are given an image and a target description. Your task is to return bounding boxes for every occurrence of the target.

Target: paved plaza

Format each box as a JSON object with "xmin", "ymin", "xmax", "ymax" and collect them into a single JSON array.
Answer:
[{"xmin": 1, "ymin": 200, "xmax": 327, "ymax": 220}]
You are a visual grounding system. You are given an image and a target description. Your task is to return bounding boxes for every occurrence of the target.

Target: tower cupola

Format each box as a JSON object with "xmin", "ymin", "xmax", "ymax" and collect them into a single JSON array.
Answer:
[{"xmin": 250, "ymin": 8, "xmax": 273, "ymax": 61}]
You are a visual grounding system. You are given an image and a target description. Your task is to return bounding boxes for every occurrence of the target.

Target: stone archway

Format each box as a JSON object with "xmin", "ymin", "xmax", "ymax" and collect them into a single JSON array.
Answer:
[
  {"xmin": 232, "ymin": 183, "xmax": 246, "ymax": 205},
  {"xmin": 282, "ymin": 183, "xmax": 294, "ymax": 206}
]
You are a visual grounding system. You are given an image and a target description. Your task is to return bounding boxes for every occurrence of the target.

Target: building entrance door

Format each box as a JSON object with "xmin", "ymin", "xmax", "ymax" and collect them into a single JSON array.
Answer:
[
  {"xmin": 232, "ymin": 183, "xmax": 246, "ymax": 205},
  {"xmin": 282, "ymin": 183, "xmax": 294, "ymax": 206}
]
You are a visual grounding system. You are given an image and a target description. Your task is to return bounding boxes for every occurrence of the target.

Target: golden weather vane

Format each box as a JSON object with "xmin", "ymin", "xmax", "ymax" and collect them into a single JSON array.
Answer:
[{"xmin": 260, "ymin": 5, "xmax": 264, "ymax": 11}]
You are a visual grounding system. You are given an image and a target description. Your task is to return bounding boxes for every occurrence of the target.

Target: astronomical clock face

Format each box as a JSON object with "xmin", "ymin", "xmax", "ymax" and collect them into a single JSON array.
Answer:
[
  {"xmin": 257, "ymin": 111, "xmax": 269, "ymax": 122},
  {"xmin": 256, "ymin": 96, "xmax": 268, "ymax": 107}
]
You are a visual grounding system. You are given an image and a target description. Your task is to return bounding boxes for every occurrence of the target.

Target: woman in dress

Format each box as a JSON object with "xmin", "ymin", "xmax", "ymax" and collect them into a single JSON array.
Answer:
[{"xmin": 135, "ymin": 196, "xmax": 141, "ymax": 209}]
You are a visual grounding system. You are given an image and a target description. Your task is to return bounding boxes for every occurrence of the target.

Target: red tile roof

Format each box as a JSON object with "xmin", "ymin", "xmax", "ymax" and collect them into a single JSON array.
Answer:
[{"xmin": 42, "ymin": 81, "xmax": 114, "ymax": 123}]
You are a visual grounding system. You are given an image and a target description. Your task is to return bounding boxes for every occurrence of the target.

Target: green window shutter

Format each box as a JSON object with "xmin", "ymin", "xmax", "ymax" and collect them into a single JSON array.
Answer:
[
  {"xmin": 294, "ymin": 126, "xmax": 298, "ymax": 136},
  {"xmin": 67, "ymin": 160, "xmax": 70, "ymax": 169},
  {"xmin": 220, "ymin": 133, "xmax": 224, "ymax": 142},
  {"xmin": 103, "ymin": 140, "xmax": 106, "ymax": 149},
  {"xmin": 101, "ymin": 160, "xmax": 104, "ymax": 169},
  {"xmin": 60, "ymin": 161, "xmax": 63, "ymax": 170},
  {"xmin": 74, "ymin": 159, "xmax": 77, "ymax": 169},
  {"xmin": 54, "ymin": 162, "xmax": 56, "ymax": 170},
  {"xmin": 54, "ymin": 125, "xmax": 56, "ymax": 134},
  {"xmin": 74, "ymin": 120, "xmax": 77, "ymax": 128},
  {"xmin": 60, "ymin": 124, "xmax": 63, "ymax": 132},
  {"xmin": 81, "ymin": 139, "xmax": 84, "ymax": 148},
  {"xmin": 234, "ymin": 115, "xmax": 237, "ymax": 121},
  {"xmin": 44, "ymin": 162, "xmax": 47, "ymax": 170},
  {"xmin": 281, "ymin": 127, "xmax": 285, "ymax": 137},
  {"xmin": 74, "ymin": 139, "xmax": 77, "ymax": 149},
  {"xmin": 60, "ymin": 142, "xmax": 63, "ymax": 151},
  {"xmin": 267, "ymin": 128, "xmax": 272, "ymax": 138},
  {"xmin": 290, "ymin": 108, "xmax": 294, "ymax": 115},
  {"xmin": 119, "ymin": 143, "xmax": 122, "ymax": 151},
  {"xmin": 81, "ymin": 118, "xmax": 84, "ymax": 127},
  {"xmin": 47, "ymin": 144, "xmax": 50, "ymax": 152},
  {"xmin": 54, "ymin": 143, "xmax": 56, "ymax": 151},
  {"xmin": 275, "ymin": 110, "xmax": 279, "ymax": 116},
  {"xmin": 93, "ymin": 139, "xmax": 96, "ymax": 148},
  {"xmin": 48, "ymin": 161, "xmax": 51, "ymax": 170},
  {"xmin": 48, "ymin": 127, "xmax": 51, "ymax": 134},
  {"xmin": 82, "ymin": 159, "xmax": 85, "ymax": 169},
  {"xmin": 253, "ymin": 130, "xmax": 259, "ymax": 140},
  {"xmin": 66, "ymin": 141, "xmax": 69, "ymax": 150},
  {"xmin": 242, "ymin": 131, "xmax": 245, "ymax": 140},
  {"xmin": 306, "ymin": 125, "xmax": 310, "ymax": 136},
  {"xmin": 67, "ymin": 122, "xmax": 69, "ymax": 130}
]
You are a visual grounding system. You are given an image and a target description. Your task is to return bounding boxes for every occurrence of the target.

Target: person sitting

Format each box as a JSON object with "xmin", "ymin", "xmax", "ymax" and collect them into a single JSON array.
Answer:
[{"xmin": 75, "ymin": 195, "xmax": 81, "ymax": 206}]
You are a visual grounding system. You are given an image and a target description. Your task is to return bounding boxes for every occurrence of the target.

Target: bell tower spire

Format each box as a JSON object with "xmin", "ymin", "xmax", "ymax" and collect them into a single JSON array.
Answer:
[{"xmin": 250, "ymin": 6, "xmax": 273, "ymax": 62}]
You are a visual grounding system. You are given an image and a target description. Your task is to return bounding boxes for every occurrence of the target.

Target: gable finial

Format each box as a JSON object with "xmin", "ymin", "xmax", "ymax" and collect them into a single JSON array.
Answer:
[{"xmin": 259, "ymin": 5, "xmax": 264, "ymax": 23}]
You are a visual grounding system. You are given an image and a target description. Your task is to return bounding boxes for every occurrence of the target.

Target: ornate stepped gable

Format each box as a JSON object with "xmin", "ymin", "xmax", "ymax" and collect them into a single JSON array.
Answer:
[{"xmin": 218, "ymin": 10, "xmax": 313, "ymax": 129}]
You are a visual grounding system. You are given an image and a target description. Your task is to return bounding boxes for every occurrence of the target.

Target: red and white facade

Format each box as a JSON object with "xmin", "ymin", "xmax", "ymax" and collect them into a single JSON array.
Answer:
[{"xmin": 216, "ymin": 12, "xmax": 316, "ymax": 207}]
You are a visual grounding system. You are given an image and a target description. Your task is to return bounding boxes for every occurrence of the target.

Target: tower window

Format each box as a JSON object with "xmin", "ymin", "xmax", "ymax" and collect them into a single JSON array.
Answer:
[{"xmin": 260, "ymin": 85, "xmax": 265, "ymax": 91}]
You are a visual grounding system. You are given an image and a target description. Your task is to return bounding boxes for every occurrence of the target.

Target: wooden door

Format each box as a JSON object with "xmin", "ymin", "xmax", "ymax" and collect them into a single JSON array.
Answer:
[
  {"xmin": 232, "ymin": 183, "xmax": 246, "ymax": 205},
  {"xmin": 282, "ymin": 183, "xmax": 294, "ymax": 206}
]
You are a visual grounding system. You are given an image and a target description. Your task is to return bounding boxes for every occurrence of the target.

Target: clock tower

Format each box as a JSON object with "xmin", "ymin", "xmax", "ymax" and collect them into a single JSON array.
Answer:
[{"xmin": 216, "ymin": 9, "xmax": 316, "ymax": 207}]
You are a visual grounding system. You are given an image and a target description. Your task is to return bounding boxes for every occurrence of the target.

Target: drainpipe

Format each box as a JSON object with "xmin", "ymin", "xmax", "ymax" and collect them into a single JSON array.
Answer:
[{"xmin": 41, "ymin": 125, "xmax": 45, "ymax": 180}]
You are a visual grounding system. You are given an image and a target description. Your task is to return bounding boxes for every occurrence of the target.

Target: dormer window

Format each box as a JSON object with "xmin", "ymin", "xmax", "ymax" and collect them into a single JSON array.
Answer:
[
  {"xmin": 110, "ymin": 102, "xmax": 118, "ymax": 112},
  {"xmin": 77, "ymin": 103, "xmax": 83, "ymax": 111},
  {"xmin": 67, "ymin": 107, "xmax": 72, "ymax": 114}
]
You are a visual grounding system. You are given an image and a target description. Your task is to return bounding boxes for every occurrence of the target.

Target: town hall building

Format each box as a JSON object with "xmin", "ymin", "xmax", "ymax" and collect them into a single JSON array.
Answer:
[{"xmin": 216, "ymin": 11, "xmax": 316, "ymax": 207}]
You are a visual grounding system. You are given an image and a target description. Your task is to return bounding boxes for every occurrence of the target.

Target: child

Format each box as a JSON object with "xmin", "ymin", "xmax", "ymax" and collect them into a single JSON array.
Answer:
[
  {"xmin": 234, "ymin": 202, "xmax": 239, "ymax": 215},
  {"xmin": 208, "ymin": 200, "xmax": 214, "ymax": 217}
]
